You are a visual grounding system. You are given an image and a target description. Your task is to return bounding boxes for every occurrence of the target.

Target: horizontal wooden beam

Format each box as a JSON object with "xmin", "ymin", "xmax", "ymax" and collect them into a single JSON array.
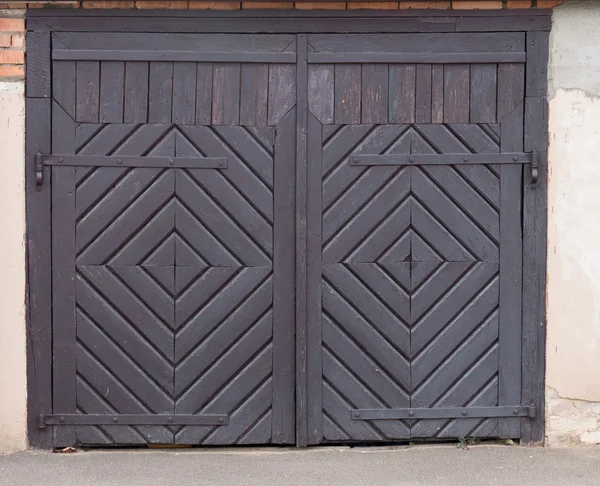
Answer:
[{"xmin": 308, "ymin": 52, "xmax": 526, "ymax": 64}]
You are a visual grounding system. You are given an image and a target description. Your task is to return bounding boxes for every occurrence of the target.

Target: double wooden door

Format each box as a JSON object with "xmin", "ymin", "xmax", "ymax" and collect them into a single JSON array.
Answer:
[{"xmin": 43, "ymin": 30, "xmax": 533, "ymax": 446}]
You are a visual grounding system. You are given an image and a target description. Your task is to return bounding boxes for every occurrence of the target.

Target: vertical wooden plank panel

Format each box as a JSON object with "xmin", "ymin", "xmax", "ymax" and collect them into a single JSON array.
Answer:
[
  {"xmin": 172, "ymin": 62, "xmax": 197, "ymax": 125},
  {"xmin": 334, "ymin": 64, "xmax": 361, "ymax": 125},
  {"xmin": 268, "ymin": 64, "xmax": 296, "ymax": 126},
  {"xmin": 498, "ymin": 101, "xmax": 524, "ymax": 439},
  {"xmin": 53, "ymin": 61, "xmax": 76, "ymax": 120},
  {"xmin": 99, "ymin": 61, "xmax": 125, "ymax": 123},
  {"xmin": 389, "ymin": 64, "xmax": 415, "ymax": 124},
  {"xmin": 526, "ymin": 31, "xmax": 549, "ymax": 98},
  {"xmin": 306, "ymin": 112, "xmax": 323, "ymax": 445},
  {"xmin": 51, "ymin": 101, "xmax": 77, "ymax": 447},
  {"xmin": 415, "ymin": 64, "xmax": 432, "ymax": 124},
  {"xmin": 444, "ymin": 64, "xmax": 470, "ymax": 123},
  {"xmin": 240, "ymin": 63, "xmax": 269, "ymax": 126},
  {"xmin": 431, "ymin": 64, "xmax": 444, "ymax": 124},
  {"xmin": 308, "ymin": 64, "xmax": 334, "ymax": 125},
  {"xmin": 522, "ymin": 96, "xmax": 548, "ymax": 445},
  {"xmin": 296, "ymin": 34, "xmax": 309, "ymax": 448},
  {"xmin": 149, "ymin": 62, "xmax": 173, "ymax": 124},
  {"xmin": 470, "ymin": 64, "xmax": 497, "ymax": 123},
  {"xmin": 272, "ymin": 109, "xmax": 296, "ymax": 444},
  {"xmin": 76, "ymin": 61, "xmax": 100, "ymax": 123},
  {"xmin": 497, "ymin": 63, "xmax": 525, "ymax": 122},
  {"xmin": 361, "ymin": 64, "xmax": 388, "ymax": 124},
  {"xmin": 124, "ymin": 61, "xmax": 149, "ymax": 124},
  {"xmin": 25, "ymin": 98, "xmax": 53, "ymax": 449},
  {"xmin": 212, "ymin": 63, "xmax": 241, "ymax": 125},
  {"xmin": 196, "ymin": 63, "xmax": 213, "ymax": 125},
  {"xmin": 27, "ymin": 31, "xmax": 50, "ymax": 98}
]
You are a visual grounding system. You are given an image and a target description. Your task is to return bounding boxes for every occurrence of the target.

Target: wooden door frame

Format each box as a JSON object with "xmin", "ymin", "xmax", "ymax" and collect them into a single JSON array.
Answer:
[{"xmin": 25, "ymin": 9, "xmax": 550, "ymax": 449}]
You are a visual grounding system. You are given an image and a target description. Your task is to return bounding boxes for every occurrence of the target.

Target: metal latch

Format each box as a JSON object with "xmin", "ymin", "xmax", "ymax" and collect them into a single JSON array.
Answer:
[
  {"xmin": 531, "ymin": 151, "xmax": 539, "ymax": 186},
  {"xmin": 35, "ymin": 153, "xmax": 43, "ymax": 191}
]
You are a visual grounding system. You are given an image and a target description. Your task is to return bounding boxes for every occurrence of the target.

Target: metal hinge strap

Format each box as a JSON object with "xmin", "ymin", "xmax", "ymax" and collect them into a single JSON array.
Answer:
[
  {"xmin": 531, "ymin": 151, "xmax": 539, "ymax": 186},
  {"xmin": 351, "ymin": 406, "xmax": 536, "ymax": 421},
  {"xmin": 38, "ymin": 413, "xmax": 229, "ymax": 428}
]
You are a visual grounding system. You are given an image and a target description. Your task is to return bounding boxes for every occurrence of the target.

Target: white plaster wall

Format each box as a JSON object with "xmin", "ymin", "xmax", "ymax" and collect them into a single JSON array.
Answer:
[
  {"xmin": 0, "ymin": 81, "xmax": 27, "ymax": 453},
  {"xmin": 546, "ymin": 0, "xmax": 600, "ymax": 444}
]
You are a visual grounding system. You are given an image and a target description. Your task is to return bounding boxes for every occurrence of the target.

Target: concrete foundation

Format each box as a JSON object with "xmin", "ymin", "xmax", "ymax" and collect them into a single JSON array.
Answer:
[
  {"xmin": 546, "ymin": 0, "xmax": 600, "ymax": 445},
  {"xmin": 0, "ymin": 81, "xmax": 27, "ymax": 453}
]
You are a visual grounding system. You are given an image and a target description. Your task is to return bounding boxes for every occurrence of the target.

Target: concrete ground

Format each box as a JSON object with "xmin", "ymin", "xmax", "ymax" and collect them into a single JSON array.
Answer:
[{"xmin": 0, "ymin": 445, "xmax": 599, "ymax": 485}]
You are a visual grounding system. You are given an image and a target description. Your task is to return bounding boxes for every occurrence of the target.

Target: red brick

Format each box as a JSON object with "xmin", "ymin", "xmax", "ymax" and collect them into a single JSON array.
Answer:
[
  {"xmin": 11, "ymin": 33, "xmax": 24, "ymax": 48},
  {"xmin": 0, "ymin": 33, "xmax": 10, "ymax": 48},
  {"xmin": 242, "ymin": 2, "xmax": 294, "ymax": 8},
  {"xmin": 83, "ymin": 1, "xmax": 135, "ymax": 7},
  {"xmin": 0, "ymin": 64, "xmax": 24, "ymax": 79},
  {"xmin": 399, "ymin": 1, "xmax": 450, "ymax": 8},
  {"xmin": 0, "ymin": 50, "xmax": 24, "ymax": 64},
  {"xmin": 537, "ymin": 0, "xmax": 563, "ymax": 7},
  {"xmin": 135, "ymin": 1, "xmax": 188, "ymax": 8},
  {"xmin": 348, "ymin": 2, "xmax": 398, "ymax": 9},
  {"xmin": 295, "ymin": 2, "xmax": 346, "ymax": 9},
  {"xmin": 189, "ymin": 2, "xmax": 241, "ymax": 8},
  {"xmin": 507, "ymin": 0, "xmax": 532, "ymax": 7},
  {"xmin": 452, "ymin": 1, "xmax": 502, "ymax": 8},
  {"xmin": 0, "ymin": 19, "xmax": 24, "ymax": 32}
]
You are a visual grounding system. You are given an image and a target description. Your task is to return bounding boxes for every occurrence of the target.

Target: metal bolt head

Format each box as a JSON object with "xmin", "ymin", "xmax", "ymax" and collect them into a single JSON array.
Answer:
[
  {"xmin": 354, "ymin": 412, "xmax": 360, "ymax": 418},
  {"xmin": 60, "ymin": 416, "xmax": 65, "ymax": 423},
  {"xmin": 117, "ymin": 158, "xmax": 122, "ymax": 164},
  {"xmin": 169, "ymin": 157, "xmax": 174, "ymax": 165},
  {"xmin": 408, "ymin": 411, "xmax": 414, "ymax": 417},
  {"xmin": 462, "ymin": 411, "xmax": 467, "ymax": 416},
  {"xmin": 218, "ymin": 160, "xmax": 224, "ymax": 167},
  {"xmin": 113, "ymin": 417, "xmax": 118, "ymax": 423},
  {"xmin": 218, "ymin": 417, "xmax": 224, "ymax": 424},
  {"xmin": 513, "ymin": 409, "xmax": 519, "ymax": 415},
  {"xmin": 463, "ymin": 157, "xmax": 469, "ymax": 162},
  {"xmin": 58, "ymin": 158, "xmax": 64, "ymax": 164},
  {"xmin": 168, "ymin": 417, "xmax": 173, "ymax": 423},
  {"xmin": 513, "ymin": 156, "xmax": 518, "ymax": 161},
  {"xmin": 409, "ymin": 157, "xmax": 414, "ymax": 163}
]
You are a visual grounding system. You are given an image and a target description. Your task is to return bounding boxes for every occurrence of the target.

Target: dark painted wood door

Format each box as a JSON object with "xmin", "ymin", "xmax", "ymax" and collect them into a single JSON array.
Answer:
[
  {"xmin": 305, "ymin": 33, "xmax": 526, "ymax": 443},
  {"xmin": 49, "ymin": 33, "xmax": 296, "ymax": 446}
]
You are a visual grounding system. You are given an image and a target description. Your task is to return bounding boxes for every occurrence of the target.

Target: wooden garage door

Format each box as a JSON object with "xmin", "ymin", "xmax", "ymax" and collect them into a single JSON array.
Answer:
[
  {"xmin": 48, "ymin": 33, "xmax": 296, "ymax": 446},
  {"xmin": 303, "ymin": 33, "xmax": 533, "ymax": 443}
]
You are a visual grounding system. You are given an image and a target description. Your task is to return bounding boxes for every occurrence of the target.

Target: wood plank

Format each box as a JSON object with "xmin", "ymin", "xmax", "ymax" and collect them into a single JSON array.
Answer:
[
  {"xmin": 497, "ymin": 63, "xmax": 525, "ymax": 122},
  {"xmin": 99, "ymin": 61, "xmax": 125, "ymax": 123},
  {"xmin": 76, "ymin": 61, "xmax": 100, "ymax": 123},
  {"xmin": 52, "ymin": 61, "xmax": 76, "ymax": 120},
  {"xmin": 498, "ymin": 101, "xmax": 523, "ymax": 439},
  {"xmin": 415, "ymin": 64, "xmax": 432, "ymax": 124},
  {"xmin": 268, "ymin": 64, "xmax": 296, "ymax": 126},
  {"xmin": 240, "ymin": 63, "xmax": 269, "ymax": 126},
  {"xmin": 334, "ymin": 64, "xmax": 361, "ymax": 124},
  {"xmin": 431, "ymin": 64, "xmax": 444, "ymax": 124},
  {"xmin": 470, "ymin": 64, "xmax": 497, "ymax": 123},
  {"xmin": 196, "ymin": 63, "xmax": 213, "ymax": 125},
  {"xmin": 212, "ymin": 63, "xmax": 241, "ymax": 125},
  {"xmin": 53, "ymin": 50, "xmax": 295, "ymax": 63},
  {"xmin": 526, "ymin": 31, "xmax": 549, "ymax": 98},
  {"xmin": 308, "ymin": 64, "xmax": 334, "ymax": 125},
  {"xmin": 272, "ymin": 109, "xmax": 296, "ymax": 444},
  {"xmin": 389, "ymin": 64, "xmax": 415, "ymax": 124},
  {"xmin": 522, "ymin": 96, "xmax": 548, "ymax": 445},
  {"xmin": 306, "ymin": 113, "xmax": 323, "ymax": 445},
  {"xmin": 308, "ymin": 52, "xmax": 525, "ymax": 64},
  {"xmin": 27, "ymin": 31, "xmax": 50, "ymax": 98},
  {"xmin": 444, "ymin": 64, "xmax": 470, "ymax": 123},
  {"xmin": 52, "ymin": 164, "xmax": 77, "ymax": 447},
  {"xmin": 148, "ymin": 62, "xmax": 174, "ymax": 124},
  {"xmin": 296, "ymin": 34, "xmax": 309, "ymax": 447},
  {"xmin": 361, "ymin": 64, "xmax": 388, "ymax": 124},
  {"xmin": 124, "ymin": 62, "xmax": 149, "ymax": 123},
  {"xmin": 25, "ymin": 98, "xmax": 53, "ymax": 449},
  {"xmin": 172, "ymin": 62, "xmax": 197, "ymax": 125}
]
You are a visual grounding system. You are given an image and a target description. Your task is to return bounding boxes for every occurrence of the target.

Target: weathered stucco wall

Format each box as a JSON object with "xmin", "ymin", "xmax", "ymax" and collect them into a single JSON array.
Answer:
[
  {"xmin": 546, "ymin": 0, "xmax": 600, "ymax": 445},
  {"xmin": 0, "ymin": 80, "xmax": 27, "ymax": 453}
]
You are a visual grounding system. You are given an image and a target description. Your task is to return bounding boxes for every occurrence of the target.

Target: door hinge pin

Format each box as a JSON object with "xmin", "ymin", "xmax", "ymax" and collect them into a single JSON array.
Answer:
[
  {"xmin": 38, "ymin": 413, "xmax": 47, "ymax": 429},
  {"xmin": 35, "ymin": 153, "xmax": 44, "ymax": 191}
]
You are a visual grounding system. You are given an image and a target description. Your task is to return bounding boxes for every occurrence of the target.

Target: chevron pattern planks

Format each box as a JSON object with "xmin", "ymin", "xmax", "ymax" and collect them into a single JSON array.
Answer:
[
  {"xmin": 318, "ymin": 123, "xmax": 508, "ymax": 441},
  {"xmin": 69, "ymin": 123, "xmax": 278, "ymax": 445}
]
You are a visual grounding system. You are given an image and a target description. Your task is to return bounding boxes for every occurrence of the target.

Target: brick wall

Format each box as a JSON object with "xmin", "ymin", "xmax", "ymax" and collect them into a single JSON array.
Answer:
[{"xmin": 0, "ymin": 0, "xmax": 564, "ymax": 80}]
